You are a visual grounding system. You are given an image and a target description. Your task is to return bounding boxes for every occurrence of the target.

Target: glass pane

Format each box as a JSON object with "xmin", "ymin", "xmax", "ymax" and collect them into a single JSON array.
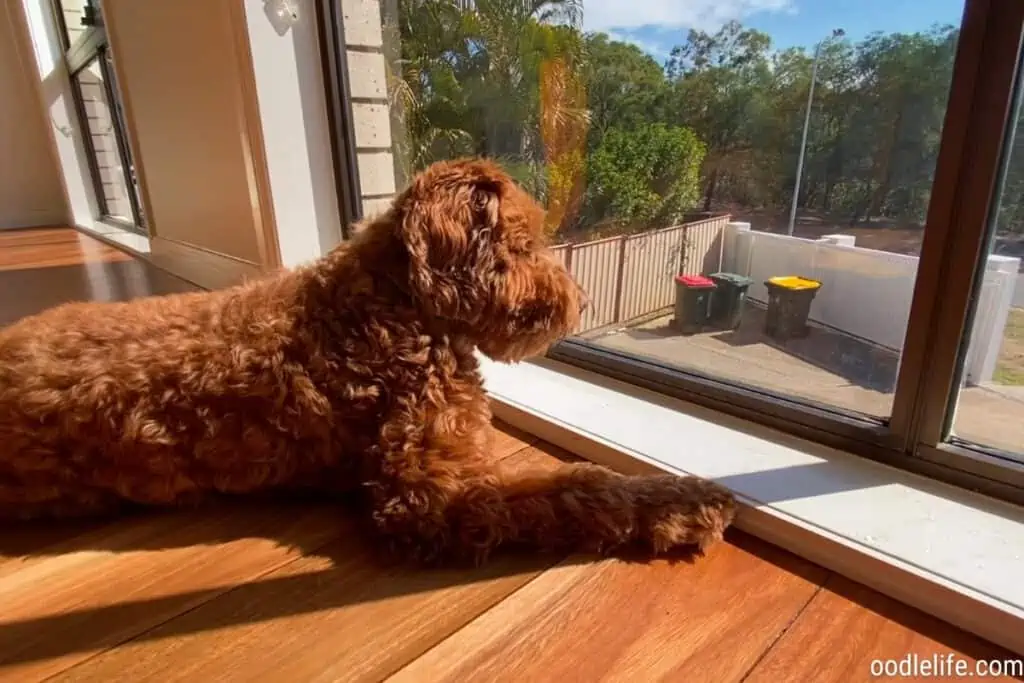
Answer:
[
  {"xmin": 57, "ymin": 0, "xmax": 100, "ymax": 49},
  {"xmin": 950, "ymin": 61, "xmax": 1024, "ymax": 459},
  {"xmin": 73, "ymin": 57, "xmax": 135, "ymax": 223},
  {"xmin": 365, "ymin": 0, "xmax": 963, "ymax": 419},
  {"xmin": 102, "ymin": 51, "xmax": 146, "ymax": 227}
]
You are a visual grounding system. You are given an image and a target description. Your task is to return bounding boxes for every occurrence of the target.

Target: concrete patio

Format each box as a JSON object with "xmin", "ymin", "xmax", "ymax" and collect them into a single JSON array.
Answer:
[{"xmin": 589, "ymin": 303, "xmax": 1024, "ymax": 457}]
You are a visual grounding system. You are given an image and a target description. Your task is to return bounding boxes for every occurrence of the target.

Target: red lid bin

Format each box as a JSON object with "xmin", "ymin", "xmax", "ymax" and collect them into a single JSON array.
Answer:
[
  {"xmin": 675, "ymin": 274, "xmax": 716, "ymax": 288},
  {"xmin": 673, "ymin": 274, "xmax": 717, "ymax": 334}
]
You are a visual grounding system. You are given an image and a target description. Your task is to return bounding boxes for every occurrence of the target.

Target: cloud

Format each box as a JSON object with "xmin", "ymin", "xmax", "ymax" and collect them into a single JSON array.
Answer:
[
  {"xmin": 581, "ymin": 0, "xmax": 795, "ymax": 33},
  {"xmin": 606, "ymin": 30, "xmax": 672, "ymax": 59}
]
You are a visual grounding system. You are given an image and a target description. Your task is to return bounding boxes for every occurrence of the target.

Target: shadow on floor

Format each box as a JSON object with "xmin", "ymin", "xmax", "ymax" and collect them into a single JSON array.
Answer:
[
  {"xmin": 0, "ymin": 262, "xmax": 196, "ymax": 326},
  {"xmin": 619, "ymin": 302, "xmax": 900, "ymax": 394},
  {"xmin": 820, "ymin": 574, "xmax": 1018, "ymax": 664},
  {"xmin": 0, "ymin": 499, "xmax": 763, "ymax": 667},
  {"xmin": 0, "ymin": 503, "xmax": 1012, "ymax": 667}
]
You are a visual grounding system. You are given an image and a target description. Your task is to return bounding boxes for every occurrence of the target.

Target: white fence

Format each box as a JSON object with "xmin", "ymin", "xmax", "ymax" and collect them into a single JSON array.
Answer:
[{"xmin": 721, "ymin": 222, "xmax": 1019, "ymax": 385}]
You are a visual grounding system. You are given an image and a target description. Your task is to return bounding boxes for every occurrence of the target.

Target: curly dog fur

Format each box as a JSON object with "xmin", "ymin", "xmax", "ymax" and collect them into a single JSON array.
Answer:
[{"xmin": 0, "ymin": 158, "xmax": 735, "ymax": 564}]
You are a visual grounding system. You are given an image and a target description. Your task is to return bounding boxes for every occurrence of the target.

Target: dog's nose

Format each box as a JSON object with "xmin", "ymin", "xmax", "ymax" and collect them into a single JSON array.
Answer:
[{"xmin": 578, "ymin": 291, "xmax": 590, "ymax": 313}]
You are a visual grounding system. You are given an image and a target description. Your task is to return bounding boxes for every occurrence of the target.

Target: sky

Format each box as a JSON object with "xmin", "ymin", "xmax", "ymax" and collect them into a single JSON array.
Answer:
[{"xmin": 580, "ymin": 0, "xmax": 966, "ymax": 61}]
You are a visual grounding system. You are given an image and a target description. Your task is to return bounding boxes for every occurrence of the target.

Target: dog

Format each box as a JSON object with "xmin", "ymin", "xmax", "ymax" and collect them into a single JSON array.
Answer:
[{"xmin": 0, "ymin": 158, "xmax": 736, "ymax": 564}]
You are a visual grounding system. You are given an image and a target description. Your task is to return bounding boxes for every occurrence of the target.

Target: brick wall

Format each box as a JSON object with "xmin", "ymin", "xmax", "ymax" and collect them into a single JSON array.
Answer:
[{"xmin": 341, "ymin": 0, "xmax": 396, "ymax": 220}]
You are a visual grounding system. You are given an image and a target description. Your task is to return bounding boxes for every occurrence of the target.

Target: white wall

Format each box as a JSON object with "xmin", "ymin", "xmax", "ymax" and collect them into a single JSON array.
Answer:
[
  {"xmin": 18, "ymin": 0, "xmax": 343, "ymax": 276},
  {"xmin": 727, "ymin": 226, "xmax": 920, "ymax": 351},
  {"xmin": 0, "ymin": 2, "xmax": 67, "ymax": 229},
  {"xmin": 965, "ymin": 256, "xmax": 1019, "ymax": 384},
  {"xmin": 242, "ymin": 0, "xmax": 395, "ymax": 264},
  {"xmin": 244, "ymin": 0, "xmax": 342, "ymax": 268},
  {"xmin": 723, "ymin": 223, "xmax": 1019, "ymax": 386}
]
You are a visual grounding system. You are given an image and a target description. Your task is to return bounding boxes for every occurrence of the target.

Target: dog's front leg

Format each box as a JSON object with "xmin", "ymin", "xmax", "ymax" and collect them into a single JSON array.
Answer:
[{"xmin": 365, "ymin": 409, "xmax": 737, "ymax": 565}]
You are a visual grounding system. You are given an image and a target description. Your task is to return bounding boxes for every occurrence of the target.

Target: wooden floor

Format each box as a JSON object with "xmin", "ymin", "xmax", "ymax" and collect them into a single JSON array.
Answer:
[
  {"xmin": 0, "ymin": 228, "xmax": 1020, "ymax": 682},
  {"xmin": 0, "ymin": 227, "xmax": 195, "ymax": 325}
]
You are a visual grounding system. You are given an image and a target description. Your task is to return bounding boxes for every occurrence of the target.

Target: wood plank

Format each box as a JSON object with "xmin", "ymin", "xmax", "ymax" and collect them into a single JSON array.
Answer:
[
  {"xmin": 0, "ymin": 228, "xmax": 195, "ymax": 326},
  {"xmin": 388, "ymin": 533, "xmax": 828, "ymax": 683},
  {"xmin": 49, "ymin": 539, "xmax": 561, "ymax": 682},
  {"xmin": 500, "ymin": 440, "xmax": 584, "ymax": 470},
  {"xmin": 0, "ymin": 520, "xmax": 110, "ymax": 566},
  {"xmin": 0, "ymin": 504, "xmax": 342, "ymax": 681},
  {"xmin": 745, "ymin": 575, "xmax": 1023, "ymax": 682},
  {"xmin": 0, "ymin": 228, "xmax": 132, "ymax": 272},
  {"xmin": 0, "ymin": 244, "xmax": 129, "ymax": 271},
  {"xmin": 0, "ymin": 228, "xmax": 85, "ymax": 248},
  {"xmin": 489, "ymin": 420, "xmax": 538, "ymax": 461}
]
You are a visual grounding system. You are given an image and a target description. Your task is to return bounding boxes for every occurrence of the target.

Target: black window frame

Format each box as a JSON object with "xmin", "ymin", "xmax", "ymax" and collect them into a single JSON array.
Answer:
[
  {"xmin": 314, "ymin": 0, "xmax": 364, "ymax": 239},
  {"xmin": 52, "ymin": 0, "xmax": 146, "ymax": 233}
]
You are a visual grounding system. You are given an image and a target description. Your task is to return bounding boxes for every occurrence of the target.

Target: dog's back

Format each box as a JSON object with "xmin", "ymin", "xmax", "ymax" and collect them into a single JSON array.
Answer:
[{"xmin": 0, "ymin": 276, "xmax": 342, "ymax": 518}]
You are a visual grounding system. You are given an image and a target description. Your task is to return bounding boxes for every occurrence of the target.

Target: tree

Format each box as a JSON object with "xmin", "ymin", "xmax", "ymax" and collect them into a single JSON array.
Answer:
[
  {"xmin": 383, "ymin": 0, "xmax": 475, "ymax": 183},
  {"xmin": 540, "ymin": 55, "xmax": 589, "ymax": 236},
  {"xmin": 849, "ymin": 27, "xmax": 958, "ymax": 222},
  {"xmin": 664, "ymin": 22, "xmax": 774, "ymax": 211},
  {"xmin": 994, "ymin": 113, "xmax": 1024, "ymax": 240},
  {"xmin": 383, "ymin": 0, "xmax": 586, "ymax": 194},
  {"xmin": 586, "ymin": 124, "xmax": 706, "ymax": 229},
  {"xmin": 665, "ymin": 20, "xmax": 771, "ymax": 75},
  {"xmin": 583, "ymin": 33, "xmax": 668, "ymax": 139},
  {"xmin": 384, "ymin": 4, "xmax": 978, "ymax": 247}
]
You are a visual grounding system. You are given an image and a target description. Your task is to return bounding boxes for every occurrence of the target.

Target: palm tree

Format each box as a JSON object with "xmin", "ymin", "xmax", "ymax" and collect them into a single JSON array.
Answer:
[{"xmin": 382, "ymin": 0, "xmax": 587, "ymax": 199}]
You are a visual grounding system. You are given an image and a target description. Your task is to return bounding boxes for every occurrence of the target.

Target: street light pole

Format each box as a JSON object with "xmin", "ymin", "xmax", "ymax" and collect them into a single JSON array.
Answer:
[{"xmin": 787, "ymin": 28, "xmax": 844, "ymax": 236}]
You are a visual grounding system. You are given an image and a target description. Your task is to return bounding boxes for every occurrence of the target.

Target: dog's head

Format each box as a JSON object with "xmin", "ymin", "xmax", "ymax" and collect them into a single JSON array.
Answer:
[{"xmin": 386, "ymin": 158, "xmax": 587, "ymax": 361}]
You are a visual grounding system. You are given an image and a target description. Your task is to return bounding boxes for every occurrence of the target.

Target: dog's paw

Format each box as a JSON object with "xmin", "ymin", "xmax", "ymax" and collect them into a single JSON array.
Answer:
[{"xmin": 632, "ymin": 474, "xmax": 737, "ymax": 555}]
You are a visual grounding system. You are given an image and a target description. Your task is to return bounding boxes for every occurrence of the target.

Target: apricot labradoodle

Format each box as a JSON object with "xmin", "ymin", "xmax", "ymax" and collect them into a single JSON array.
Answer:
[{"xmin": 0, "ymin": 158, "xmax": 736, "ymax": 564}]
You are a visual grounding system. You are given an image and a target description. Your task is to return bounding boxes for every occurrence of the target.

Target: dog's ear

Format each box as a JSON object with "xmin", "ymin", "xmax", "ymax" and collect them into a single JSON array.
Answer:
[{"xmin": 395, "ymin": 168, "xmax": 503, "ymax": 319}]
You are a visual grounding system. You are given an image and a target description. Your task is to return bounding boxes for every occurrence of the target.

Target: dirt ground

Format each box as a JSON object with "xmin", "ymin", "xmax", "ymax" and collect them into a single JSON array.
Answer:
[
  {"xmin": 568, "ymin": 204, "xmax": 1024, "ymax": 265},
  {"xmin": 728, "ymin": 206, "xmax": 1024, "ymax": 267},
  {"xmin": 728, "ymin": 206, "xmax": 925, "ymax": 254}
]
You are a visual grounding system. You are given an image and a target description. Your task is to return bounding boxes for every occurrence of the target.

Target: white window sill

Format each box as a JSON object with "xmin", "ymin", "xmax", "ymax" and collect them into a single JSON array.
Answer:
[
  {"xmin": 479, "ymin": 354, "xmax": 1024, "ymax": 656},
  {"xmin": 77, "ymin": 220, "xmax": 151, "ymax": 256}
]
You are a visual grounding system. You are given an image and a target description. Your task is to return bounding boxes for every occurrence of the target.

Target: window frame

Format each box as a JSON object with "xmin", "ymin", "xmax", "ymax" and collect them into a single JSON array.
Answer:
[
  {"xmin": 320, "ymin": 0, "xmax": 1024, "ymax": 505},
  {"xmin": 313, "ymin": 0, "xmax": 365, "ymax": 239},
  {"xmin": 903, "ymin": 0, "xmax": 1024, "ymax": 495},
  {"xmin": 52, "ymin": 0, "xmax": 146, "ymax": 233}
]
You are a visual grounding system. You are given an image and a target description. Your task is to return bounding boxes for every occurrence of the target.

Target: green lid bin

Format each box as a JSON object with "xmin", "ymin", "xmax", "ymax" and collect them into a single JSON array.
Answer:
[{"xmin": 708, "ymin": 272, "xmax": 754, "ymax": 330}]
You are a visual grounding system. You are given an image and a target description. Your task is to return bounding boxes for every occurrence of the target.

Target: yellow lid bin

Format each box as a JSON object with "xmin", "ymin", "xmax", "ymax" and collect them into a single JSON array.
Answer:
[
  {"xmin": 766, "ymin": 276, "xmax": 821, "ymax": 291},
  {"xmin": 764, "ymin": 275, "xmax": 822, "ymax": 341}
]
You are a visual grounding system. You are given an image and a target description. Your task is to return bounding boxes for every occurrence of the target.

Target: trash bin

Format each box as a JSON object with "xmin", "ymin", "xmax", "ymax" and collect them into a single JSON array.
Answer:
[
  {"xmin": 673, "ymin": 274, "xmax": 717, "ymax": 335},
  {"xmin": 764, "ymin": 276, "xmax": 822, "ymax": 340},
  {"xmin": 708, "ymin": 272, "xmax": 754, "ymax": 330}
]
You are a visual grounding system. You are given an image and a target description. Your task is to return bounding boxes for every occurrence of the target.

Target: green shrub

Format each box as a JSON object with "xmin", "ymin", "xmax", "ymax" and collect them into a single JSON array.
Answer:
[{"xmin": 586, "ymin": 124, "xmax": 706, "ymax": 229}]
